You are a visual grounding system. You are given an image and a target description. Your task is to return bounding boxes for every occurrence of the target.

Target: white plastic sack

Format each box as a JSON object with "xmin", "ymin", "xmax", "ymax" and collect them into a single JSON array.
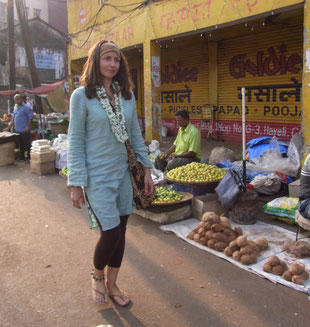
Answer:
[
  {"xmin": 148, "ymin": 140, "xmax": 161, "ymax": 159},
  {"xmin": 161, "ymin": 126, "xmax": 168, "ymax": 137},
  {"xmin": 148, "ymin": 139, "xmax": 159, "ymax": 152},
  {"xmin": 55, "ymin": 149, "xmax": 67, "ymax": 169},
  {"xmin": 250, "ymin": 173, "xmax": 281, "ymax": 195},
  {"xmin": 251, "ymin": 135, "xmax": 302, "ymax": 177},
  {"xmin": 52, "ymin": 134, "xmax": 68, "ymax": 151},
  {"xmin": 52, "ymin": 135, "xmax": 68, "ymax": 169},
  {"xmin": 151, "ymin": 167, "xmax": 166, "ymax": 185}
]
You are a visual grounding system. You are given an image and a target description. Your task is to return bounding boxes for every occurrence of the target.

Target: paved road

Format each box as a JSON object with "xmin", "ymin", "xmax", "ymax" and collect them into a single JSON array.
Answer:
[{"xmin": 0, "ymin": 162, "xmax": 309, "ymax": 327}]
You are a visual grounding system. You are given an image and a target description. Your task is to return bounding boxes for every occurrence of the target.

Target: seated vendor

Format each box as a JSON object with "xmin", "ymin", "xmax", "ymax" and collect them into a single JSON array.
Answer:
[{"xmin": 155, "ymin": 110, "xmax": 201, "ymax": 172}]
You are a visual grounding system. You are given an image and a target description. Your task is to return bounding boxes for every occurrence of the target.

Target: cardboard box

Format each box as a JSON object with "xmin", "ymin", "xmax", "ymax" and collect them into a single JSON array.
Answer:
[
  {"xmin": 288, "ymin": 179, "xmax": 300, "ymax": 198},
  {"xmin": 191, "ymin": 194, "xmax": 228, "ymax": 220},
  {"xmin": 134, "ymin": 203, "xmax": 192, "ymax": 224},
  {"xmin": 30, "ymin": 160, "xmax": 56, "ymax": 175},
  {"xmin": 30, "ymin": 151, "xmax": 56, "ymax": 163}
]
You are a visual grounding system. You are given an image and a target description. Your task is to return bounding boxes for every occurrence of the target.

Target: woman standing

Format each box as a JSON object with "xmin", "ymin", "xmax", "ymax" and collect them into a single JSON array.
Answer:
[{"xmin": 68, "ymin": 40, "xmax": 154, "ymax": 306}]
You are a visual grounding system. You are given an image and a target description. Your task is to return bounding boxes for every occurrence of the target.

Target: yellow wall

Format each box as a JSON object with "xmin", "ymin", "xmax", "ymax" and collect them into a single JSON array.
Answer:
[
  {"xmin": 67, "ymin": 0, "xmax": 305, "ymax": 142},
  {"xmin": 68, "ymin": 0, "xmax": 304, "ymax": 59},
  {"xmin": 160, "ymin": 35, "xmax": 209, "ymax": 120},
  {"xmin": 125, "ymin": 48, "xmax": 144, "ymax": 119},
  {"xmin": 67, "ymin": 1, "xmax": 147, "ymax": 60},
  {"xmin": 218, "ymin": 23, "xmax": 303, "ymax": 124},
  {"xmin": 216, "ymin": 23, "xmax": 303, "ymax": 140}
]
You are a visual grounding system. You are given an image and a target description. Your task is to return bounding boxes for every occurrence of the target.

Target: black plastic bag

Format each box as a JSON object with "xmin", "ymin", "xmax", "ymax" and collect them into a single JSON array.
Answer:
[{"xmin": 215, "ymin": 169, "xmax": 246, "ymax": 209}]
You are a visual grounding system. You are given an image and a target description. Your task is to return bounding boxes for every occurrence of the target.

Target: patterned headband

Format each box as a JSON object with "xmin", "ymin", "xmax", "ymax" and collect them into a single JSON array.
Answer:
[{"xmin": 100, "ymin": 42, "xmax": 121, "ymax": 58}]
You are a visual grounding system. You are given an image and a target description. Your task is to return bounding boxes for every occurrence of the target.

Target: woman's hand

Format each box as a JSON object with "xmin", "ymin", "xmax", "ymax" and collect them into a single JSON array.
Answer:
[
  {"xmin": 143, "ymin": 168, "xmax": 155, "ymax": 196},
  {"xmin": 70, "ymin": 186, "xmax": 85, "ymax": 208}
]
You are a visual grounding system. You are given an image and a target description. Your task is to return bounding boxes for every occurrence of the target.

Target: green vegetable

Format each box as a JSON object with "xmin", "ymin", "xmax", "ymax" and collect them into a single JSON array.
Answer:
[
  {"xmin": 61, "ymin": 166, "xmax": 68, "ymax": 177},
  {"xmin": 153, "ymin": 186, "xmax": 183, "ymax": 204}
]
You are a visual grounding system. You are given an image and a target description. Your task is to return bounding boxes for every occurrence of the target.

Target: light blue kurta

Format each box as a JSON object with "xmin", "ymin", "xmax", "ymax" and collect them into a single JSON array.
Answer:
[{"xmin": 67, "ymin": 87, "xmax": 152, "ymax": 231}]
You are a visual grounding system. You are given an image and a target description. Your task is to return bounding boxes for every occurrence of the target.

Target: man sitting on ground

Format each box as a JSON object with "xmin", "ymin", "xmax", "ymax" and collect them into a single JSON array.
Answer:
[{"xmin": 155, "ymin": 109, "xmax": 201, "ymax": 172}]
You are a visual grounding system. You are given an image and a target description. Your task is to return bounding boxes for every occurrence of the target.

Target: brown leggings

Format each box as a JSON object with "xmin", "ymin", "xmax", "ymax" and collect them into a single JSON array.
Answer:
[{"xmin": 94, "ymin": 215, "xmax": 129, "ymax": 270}]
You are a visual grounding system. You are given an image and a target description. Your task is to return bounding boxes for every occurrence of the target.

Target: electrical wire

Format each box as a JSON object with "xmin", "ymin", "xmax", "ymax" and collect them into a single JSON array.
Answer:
[
  {"xmin": 74, "ymin": 1, "xmax": 145, "ymax": 48},
  {"xmin": 73, "ymin": 2, "xmax": 145, "ymax": 49},
  {"xmin": 101, "ymin": 7, "xmax": 141, "ymax": 38},
  {"xmin": 98, "ymin": 1, "xmax": 145, "ymax": 8},
  {"xmin": 187, "ymin": 2, "xmax": 199, "ymax": 32},
  {"xmin": 74, "ymin": 4, "xmax": 104, "ymax": 48},
  {"xmin": 70, "ymin": 1, "xmax": 146, "ymax": 38},
  {"xmin": 146, "ymin": 6, "xmax": 158, "ymax": 39},
  {"xmin": 100, "ymin": 2, "xmax": 146, "ymax": 13}
]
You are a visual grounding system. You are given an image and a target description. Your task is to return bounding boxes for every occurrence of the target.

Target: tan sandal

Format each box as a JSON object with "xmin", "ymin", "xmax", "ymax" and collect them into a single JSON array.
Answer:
[
  {"xmin": 108, "ymin": 290, "xmax": 131, "ymax": 307},
  {"xmin": 91, "ymin": 273, "xmax": 109, "ymax": 304}
]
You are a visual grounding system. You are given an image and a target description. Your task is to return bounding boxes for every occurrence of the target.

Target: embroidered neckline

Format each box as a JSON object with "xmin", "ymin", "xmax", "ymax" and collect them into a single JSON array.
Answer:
[{"xmin": 96, "ymin": 82, "xmax": 128, "ymax": 143}]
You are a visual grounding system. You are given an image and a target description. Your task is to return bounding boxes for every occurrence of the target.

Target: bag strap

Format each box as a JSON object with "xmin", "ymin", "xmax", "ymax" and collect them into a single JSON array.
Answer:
[
  {"xmin": 124, "ymin": 139, "xmax": 136, "ymax": 168},
  {"xmin": 229, "ymin": 169, "xmax": 246, "ymax": 192}
]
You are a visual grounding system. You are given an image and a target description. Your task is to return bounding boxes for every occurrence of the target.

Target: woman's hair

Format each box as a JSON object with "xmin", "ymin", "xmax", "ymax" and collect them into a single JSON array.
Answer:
[{"xmin": 80, "ymin": 40, "xmax": 134, "ymax": 100}]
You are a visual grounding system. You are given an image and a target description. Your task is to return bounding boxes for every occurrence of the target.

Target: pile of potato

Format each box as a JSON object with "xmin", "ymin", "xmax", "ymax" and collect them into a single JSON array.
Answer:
[
  {"xmin": 283, "ymin": 263, "xmax": 309, "ymax": 285},
  {"xmin": 263, "ymin": 256, "xmax": 288, "ymax": 276},
  {"xmin": 187, "ymin": 211, "xmax": 269, "ymax": 265},
  {"xmin": 224, "ymin": 235, "xmax": 269, "ymax": 265},
  {"xmin": 187, "ymin": 212, "xmax": 242, "ymax": 251},
  {"xmin": 282, "ymin": 240, "xmax": 310, "ymax": 258},
  {"xmin": 263, "ymin": 256, "xmax": 309, "ymax": 285}
]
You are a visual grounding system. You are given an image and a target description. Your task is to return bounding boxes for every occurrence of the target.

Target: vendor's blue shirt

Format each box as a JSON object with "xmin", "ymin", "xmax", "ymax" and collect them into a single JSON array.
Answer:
[{"xmin": 13, "ymin": 103, "xmax": 34, "ymax": 133}]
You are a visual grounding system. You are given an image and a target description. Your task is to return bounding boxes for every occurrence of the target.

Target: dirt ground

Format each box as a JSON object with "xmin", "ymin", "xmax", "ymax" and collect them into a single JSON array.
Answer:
[{"xmin": 1, "ymin": 155, "xmax": 310, "ymax": 327}]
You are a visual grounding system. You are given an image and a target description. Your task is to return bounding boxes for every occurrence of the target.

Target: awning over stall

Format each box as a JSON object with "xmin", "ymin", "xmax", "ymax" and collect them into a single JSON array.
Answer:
[{"xmin": 0, "ymin": 80, "xmax": 65, "ymax": 96}]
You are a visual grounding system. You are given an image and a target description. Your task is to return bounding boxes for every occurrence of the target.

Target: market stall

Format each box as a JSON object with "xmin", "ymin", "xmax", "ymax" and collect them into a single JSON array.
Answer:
[
  {"xmin": 0, "ymin": 81, "xmax": 69, "ymax": 171},
  {"xmin": 54, "ymin": 133, "xmax": 310, "ymax": 294},
  {"xmin": 161, "ymin": 218, "xmax": 310, "ymax": 295},
  {"xmin": 138, "ymin": 135, "xmax": 310, "ymax": 293}
]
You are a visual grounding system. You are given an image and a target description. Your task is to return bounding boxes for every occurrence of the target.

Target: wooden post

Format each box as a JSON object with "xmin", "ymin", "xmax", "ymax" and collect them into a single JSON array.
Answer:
[
  {"xmin": 143, "ymin": 40, "xmax": 161, "ymax": 142},
  {"xmin": 7, "ymin": 0, "xmax": 15, "ymax": 112},
  {"xmin": 241, "ymin": 87, "xmax": 247, "ymax": 187},
  {"xmin": 15, "ymin": 0, "xmax": 42, "ymax": 113}
]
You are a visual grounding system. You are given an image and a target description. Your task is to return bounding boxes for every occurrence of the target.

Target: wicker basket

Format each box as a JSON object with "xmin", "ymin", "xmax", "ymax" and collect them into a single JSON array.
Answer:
[
  {"xmin": 50, "ymin": 123, "xmax": 69, "ymax": 135},
  {"xmin": 295, "ymin": 210, "xmax": 310, "ymax": 231},
  {"xmin": 0, "ymin": 142, "xmax": 15, "ymax": 166}
]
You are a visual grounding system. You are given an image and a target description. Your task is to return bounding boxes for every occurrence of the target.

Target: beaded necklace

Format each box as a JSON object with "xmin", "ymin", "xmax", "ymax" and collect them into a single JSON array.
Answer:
[{"xmin": 96, "ymin": 82, "xmax": 128, "ymax": 143}]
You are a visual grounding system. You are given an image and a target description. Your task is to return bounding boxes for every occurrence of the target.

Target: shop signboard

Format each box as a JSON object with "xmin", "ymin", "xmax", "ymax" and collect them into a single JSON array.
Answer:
[
  {"xmin": 216, "ymin": 24, "xmax": 303, "ymax": 142},
  {"xmin": 159, "ymin": 35, "xmax": 209, "ymax": 135},
  {"xmin": 160, "ymin": 24, "xmax": 303, "ymax": 141}
]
